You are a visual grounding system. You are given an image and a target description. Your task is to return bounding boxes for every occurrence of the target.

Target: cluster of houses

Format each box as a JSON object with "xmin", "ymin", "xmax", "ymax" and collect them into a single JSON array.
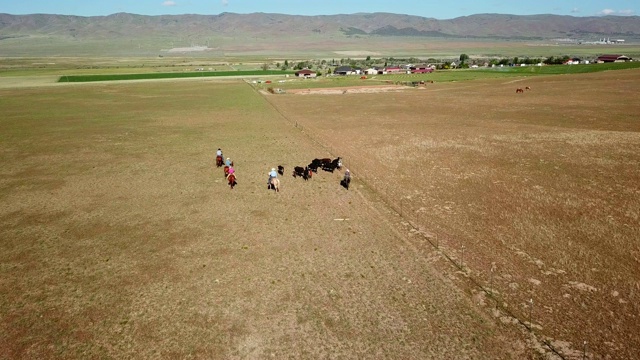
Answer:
[
  {"xmin": 564, "ymin": 54, "xmax": 632, "ymax": 65},
  {"xmin": 294, "ymin": 64, "xmax": 435, "ymax": 78},
  {"xmin": 293, "ymin": 54, "xmax": 632, "ymax": 78}
]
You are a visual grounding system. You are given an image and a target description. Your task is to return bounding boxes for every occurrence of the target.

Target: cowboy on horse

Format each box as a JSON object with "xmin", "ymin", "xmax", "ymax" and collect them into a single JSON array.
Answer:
[
  {"xmin": 341, "ymin": 169, "xmax": 351, "ymax": 190},
  {"xmin": 268, "ymin": 167, "xmax": 278, "ymax": 189},
  {"xmin": 216, "ymin": 148, "xmax": 223, "ymax": 167},
  {"xmin": 226, "ymin": 167, "xmax": 237, "ymax": 189}
]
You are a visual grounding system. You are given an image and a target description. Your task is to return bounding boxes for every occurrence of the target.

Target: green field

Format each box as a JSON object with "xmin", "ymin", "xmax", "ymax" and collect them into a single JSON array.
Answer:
[
  {"xmin": 42, "ymin": 60, "xmax": 640, "ymax": 85},
  {"xmin": 57, "ymin": 70, "xmax": 295, "ymax": 82}
]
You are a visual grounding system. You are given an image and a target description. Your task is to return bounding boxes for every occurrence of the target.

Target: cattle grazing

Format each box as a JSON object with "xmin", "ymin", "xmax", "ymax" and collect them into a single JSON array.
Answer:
[
  {"xmin": 322, "ymin": 157, "xmax": 342, "ymax": 172},
  {"xmin": 308, "ymin": 159, "xmax": 323, "ymax": 173},
  {"xmin": 307, "ymin": 162, "xmax": 319, "ymax": 173},
  {"xmin": 293, "ymin": 166, "xmax": 311, "ymax": 180},
  {"xmin": 525, "ymin": 86, "xmax": 531, "ymax": 90},
  {"xmin": 334, "ymin": 157, "xmax": 343, "ymax": 170},
  {"xmin": 516, "ymin": 88, "xmax": 524, "ymax": 93},
  {"xmin": 293, "ymin": 166, "xmax": 305, "ymax": 178},
  {"xmin": 277, "ymin": 165, "xmax": 285, "ymax": 176}
]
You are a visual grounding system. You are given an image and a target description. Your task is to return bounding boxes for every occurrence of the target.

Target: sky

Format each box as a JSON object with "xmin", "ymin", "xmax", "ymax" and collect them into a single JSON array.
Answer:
[{"xmin": 0, "ymin": 0, "xmax": 637, "ymax": 19}]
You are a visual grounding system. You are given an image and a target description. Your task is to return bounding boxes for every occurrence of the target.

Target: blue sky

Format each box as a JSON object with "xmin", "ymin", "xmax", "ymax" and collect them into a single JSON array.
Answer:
[{"xmin": 1, "ymin": 0, "xmax": 637, "ymax": 18}]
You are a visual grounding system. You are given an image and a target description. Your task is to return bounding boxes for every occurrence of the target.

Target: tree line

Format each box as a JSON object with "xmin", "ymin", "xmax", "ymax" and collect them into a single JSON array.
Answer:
[{"xmin": 264, "ymin": 54, "xmax": 580, "ymax": 73}]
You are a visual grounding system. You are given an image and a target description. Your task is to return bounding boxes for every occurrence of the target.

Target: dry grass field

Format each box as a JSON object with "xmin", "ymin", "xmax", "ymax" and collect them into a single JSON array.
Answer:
[
  {"xmin": 1, "ymin": 69, "xmax": 638, "ymax": 359},
  {"xmin": 266, "ymin": 69, "xmax": 640, "ymax": 359},
  {"xmin": 1, "ymin": 79, "xmax": 532, "ymax": 359}
]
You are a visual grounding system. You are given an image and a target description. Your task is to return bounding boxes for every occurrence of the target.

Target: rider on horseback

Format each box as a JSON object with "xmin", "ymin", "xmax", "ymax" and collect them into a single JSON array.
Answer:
[
  {"xmin": 268, "ymin": 167, "xmax": 278, "ymax": 187},
  {"xmin": 342, "ymin": 168, "xmax": 351, "ymax": 189},
  {"xmin": 215, "ymin": 148, "xmax": 224, "ymax": 167},
  {"xmin": 225, "ymin": 157, "xmax": 233, "ymax": 167}
]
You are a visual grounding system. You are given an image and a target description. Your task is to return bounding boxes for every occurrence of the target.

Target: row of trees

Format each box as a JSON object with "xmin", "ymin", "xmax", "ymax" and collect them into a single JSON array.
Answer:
[{"xmin": 264, "ymin": 54, "xmax": 578, "ymax": 72}]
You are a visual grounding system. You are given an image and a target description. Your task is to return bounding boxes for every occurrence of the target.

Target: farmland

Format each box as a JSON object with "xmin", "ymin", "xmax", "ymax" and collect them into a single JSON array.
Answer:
[
  {"xmin": 1, "ymin": 65, "xmax": 639, "ymax": 359},
  {"xmin": 266, "ymin": 69, "xmax": 640, "ymax": 358}
]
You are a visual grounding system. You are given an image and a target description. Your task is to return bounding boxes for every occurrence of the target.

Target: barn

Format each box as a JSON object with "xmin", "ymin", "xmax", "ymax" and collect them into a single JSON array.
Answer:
[
  {"xmin": 333, "ymin": 66, "xmax": 361, "ymax": 75},
  {"xmin": 295, "ymin": 69, "xmax": 317, "ymax": 78},
  {"xmin": 410, "ymin": 64, "xmax": 434, "ymax": 73},
  {"xmin": 596, "ymin": 54, "xmax": 631, "ymax": 63}
]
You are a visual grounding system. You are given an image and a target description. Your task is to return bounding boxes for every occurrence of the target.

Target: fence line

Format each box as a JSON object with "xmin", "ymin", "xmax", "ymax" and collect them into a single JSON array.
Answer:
[{"xmin": 253, "ymin": 83, "xmax": 575, "ymax": 359}]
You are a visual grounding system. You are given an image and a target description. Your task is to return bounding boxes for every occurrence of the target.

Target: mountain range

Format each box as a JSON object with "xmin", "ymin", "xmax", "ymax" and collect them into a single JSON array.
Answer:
[{"xmin": 1, "ymin": 12, "xmax": 639, "ymax": 56}]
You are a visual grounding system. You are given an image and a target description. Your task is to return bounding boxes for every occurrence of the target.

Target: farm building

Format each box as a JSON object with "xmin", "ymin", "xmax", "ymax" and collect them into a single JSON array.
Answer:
[
  {"xmin": 333, "ymin": 66, "xmax": 361, "ymax": 75},
  {"xmin": 294, "ymin": 69, "xmax": 317, "ymax": 78},
  {"xmin": 383, "ymin": 66, "xmax": 403, "ymax": 74},
  {"xmin": 410, "ymin": 64, "xmax": 434, "ymax": 73},
  {"xmin": 363, "ymin": 67, "xmax": 381, "ymax": 75},
  {"xmin": 564, "ymin": 58, "xmax": 582, "ymax": 65},
  {"xmin": 596, "ymin": 54, "xmax": 631, "ymax": 63}
]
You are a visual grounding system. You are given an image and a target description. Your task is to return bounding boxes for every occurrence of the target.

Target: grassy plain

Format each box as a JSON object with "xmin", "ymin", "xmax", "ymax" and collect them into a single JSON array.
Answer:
[
  {"xmin": 1, "ymin": 78, "xmax": 535, "ymax": 358},
  {"xmin": 266, "ymin": 69, "xmax": 640, "ymax": 359},
  {"xmin": 1, "ymin": 55, "xmax": 639, "ymax": 358}
]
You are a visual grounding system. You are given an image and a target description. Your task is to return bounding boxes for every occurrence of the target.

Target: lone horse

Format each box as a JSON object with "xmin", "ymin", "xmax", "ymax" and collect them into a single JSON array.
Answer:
[
  {"xmin": 269, "ymin": 177, "xmax": 280, "ymax": 192},
  {"xmin": 516, "ymin": 88, "xmax": 524, "ymax": 93},
  {"xmin": 227, "ymin": 173, "xmax": 237, "ymax": 189},
  {"xmin": 216, "ymin": 155, "xmax": 223, "ymax": 167}
]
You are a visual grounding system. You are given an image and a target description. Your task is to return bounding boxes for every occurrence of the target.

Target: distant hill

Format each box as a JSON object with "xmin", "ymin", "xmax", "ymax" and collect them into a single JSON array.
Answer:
[
  {"xmin": 1, "ymin": 12, "xmax": 639, "ymax": 56},
  {"xmin": 2, "ymin": 12, "xmax": 640, "ymax": 39}
]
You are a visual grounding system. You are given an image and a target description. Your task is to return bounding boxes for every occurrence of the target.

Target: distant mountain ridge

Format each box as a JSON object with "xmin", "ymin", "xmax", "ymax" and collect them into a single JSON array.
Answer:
[{"xmin": 1, "ymin": 12, "xmax": 639, "ymax": 41}]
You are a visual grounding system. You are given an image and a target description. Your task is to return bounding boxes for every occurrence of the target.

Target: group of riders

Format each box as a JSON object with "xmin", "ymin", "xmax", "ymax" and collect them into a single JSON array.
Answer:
[
  {"xmin": 217, "ymin": 148, "xmax": 351, "ymax": 190},
  {"xmin": 217, "ymin": 148, "xmax": 236, "ymax": 188}
]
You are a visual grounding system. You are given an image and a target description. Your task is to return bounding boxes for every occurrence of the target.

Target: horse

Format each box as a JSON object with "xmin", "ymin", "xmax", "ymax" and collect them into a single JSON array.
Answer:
[
  {"xmin": 227, "ymin": 173, "xmax": 237, "ymax": 189},
  {"xmin": 516, "ymin": 88, "xmax": 524, "ymax": 93},
  {"xmin": 341, "ymin": 172, "xmax": 351, "ymax": 190},
  {"xmin": 269, "ymin": 177, "xmax": 280, "ymax": 192},
  {"xmin": 277, "ymin": 165, "xmax": 285, "ymax": 176},
  {"xmin": 216, "ymin": 155, "xmax": 223, "ymax": 167},
  {"xmin": 223, "ymin": 165, "xmax": 230, "ymax": 178}
]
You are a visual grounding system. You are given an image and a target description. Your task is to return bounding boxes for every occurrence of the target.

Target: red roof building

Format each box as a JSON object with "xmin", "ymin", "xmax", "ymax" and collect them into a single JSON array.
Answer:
[
  {"xmin": 596, "ymin": 55, "xmax": 631, "ymax": 63},
  {"xmin": 295, "ymin": 69, "xmax": 317, "ymax": 78}
]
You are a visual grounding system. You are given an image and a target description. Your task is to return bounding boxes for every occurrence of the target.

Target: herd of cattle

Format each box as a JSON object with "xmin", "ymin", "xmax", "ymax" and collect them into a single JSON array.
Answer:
[
  {"xmin": 216, "ymin": 153, "xmax": 349, "ymax": 191},
  {"xmin": 279, "ymin": 156, "xmax": 350, "ymax": 189},
  {"xmin": 283, "ymin": 157, "xmax": 343, "ymax": 179}
]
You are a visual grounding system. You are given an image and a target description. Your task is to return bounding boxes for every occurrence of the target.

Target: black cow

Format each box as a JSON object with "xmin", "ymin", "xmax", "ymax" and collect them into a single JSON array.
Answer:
[
  {"xmin": 293, "ymin": 166, "xmax": 310, "ymax": 180},
  {"xmin": 308, "ymin": 159, "xmax": 323, "ymax": 173},
  {"xmin": 322, "ymin": 157, "xmax": 342, "ymax": 173},
  {"xmin": 277, "ymin": 165, "xmax": 285, "ymax": 176}
]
